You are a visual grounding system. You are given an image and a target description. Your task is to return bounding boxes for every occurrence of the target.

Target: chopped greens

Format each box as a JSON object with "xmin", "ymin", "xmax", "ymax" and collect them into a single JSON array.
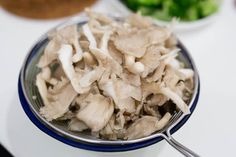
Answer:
[{"xmin": 123, "ymin": 0, "xmax": 219, "ymax": 21}]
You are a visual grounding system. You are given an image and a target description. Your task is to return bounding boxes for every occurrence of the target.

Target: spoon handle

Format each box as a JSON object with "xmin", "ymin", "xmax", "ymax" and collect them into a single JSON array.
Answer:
[{"xmin": 162, "ymin": 132, "xmax": 200, "ymax": 157}]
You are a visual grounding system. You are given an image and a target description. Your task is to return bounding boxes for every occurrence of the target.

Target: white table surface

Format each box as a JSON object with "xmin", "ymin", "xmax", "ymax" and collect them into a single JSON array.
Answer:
[{"xmin": 1, "ymin": 0, "xmax": 236, "ymax": 156}]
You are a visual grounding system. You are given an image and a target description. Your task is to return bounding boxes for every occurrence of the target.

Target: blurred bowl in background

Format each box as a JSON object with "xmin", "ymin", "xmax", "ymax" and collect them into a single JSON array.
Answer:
[{"xmin": 0, "ymin": 0, "xmax": 97, "ymax": 19}]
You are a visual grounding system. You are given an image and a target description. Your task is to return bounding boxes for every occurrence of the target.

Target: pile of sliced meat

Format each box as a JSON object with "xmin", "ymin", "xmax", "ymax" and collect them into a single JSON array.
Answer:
[{"xmin": 36, "ymin": 9, "xmax": 194, "ymax": 140}]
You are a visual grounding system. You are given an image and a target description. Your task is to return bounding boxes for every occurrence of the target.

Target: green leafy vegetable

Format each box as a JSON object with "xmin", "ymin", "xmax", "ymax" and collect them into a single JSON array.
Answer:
[{"xmin": 123, "ymin": 0, "xmax": 219, "ymax": 21}]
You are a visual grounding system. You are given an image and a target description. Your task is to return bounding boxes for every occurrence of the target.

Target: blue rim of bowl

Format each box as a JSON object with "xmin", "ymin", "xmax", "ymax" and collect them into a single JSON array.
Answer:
[{"xmin": 18, "ymin": 37, "xmax": 200, "ymax": 152}]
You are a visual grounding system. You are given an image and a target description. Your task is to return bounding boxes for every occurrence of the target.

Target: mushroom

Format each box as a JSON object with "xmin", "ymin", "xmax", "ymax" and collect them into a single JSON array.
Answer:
[
  {"xmin": 76, "ymin": 93, "xmax": 114, "ymax": 132},
  {"xmin": 85, "ymin": 8, "xmax": 113, "ymax": 25},
  {"xmin": 99, "ymin": 31, "xmax": 113, "ymax": 57},
  {"xmin": 79, "ymin": 40, "xmax": 90, "ymax": 52},
  {"xmin": 114, "ymin": 27, "xmax": 170, "ymax": 58},
  {"xmin": 40, "ymin": 66, "xmax": 62, "ymax": 86},
  {"xmin": 107, "ymin": 41, "xmax": 123, "ymax": 64},
  {"xmin": 159, "ymin": 87, "xmax": 190, "ymax": 114},
  {"xmin": 48, "ymin": 77, "xmax": 69, "ymax": 94},
  {"xmin": 37, "ymin": 38, "xmax": 60, "ymax": 68},
  {"xmin": 125, "ymin": 116, "xmax": 159, "ymax": 140},
  {"xmin": 146, "ymin": 61, "xmax": 166, "ymax": 82},
  {"xmin": 99, "ymin": 115, "xmax": 119, "ymax": 140},
  {"xmin": 68, "ymin": 118, "xmax": 89, "ymax": 132},
  {"xmin": 113, "ymin": 111, "xmax": 126, "ymax": 130},
  {"xmin": 113, "ymin": 29, "xmax": 148, "ymax": 58},
  {"xmin": 57, "ymin": 44, "xmax": 88, "ymax": 93},
  {"xmin": 57, "ymin": 44, "xmax": 75, "ymax": 80},
  {"xmin": 147, "ymin": 94, "xmax": 168, "ymax": 107},
  {"xmin": 124, "ymin": 54, "xmax": 145, "ymax": 74},
  {"xmin": 125, "ymin": 112, "xmax": 171, "ymax": 140},
  {"xmin": 103, "ymin": 115, "xmax": 127, "ymax": 139},
  {"xmin": 165, "ymin": 35, "xmax": 178, "ymax": 49},
  {"xmin": 82, "ymin": 52, "xmax": 97, "ymax": 66},
  {"xmin": 141, "ymin": 81, "xmax": 162, "ymax": 100},
  {"xmin": 138, "ymin": 45, "xmax": 164, "ymax": 77},
  {"xmin": 56, "ymin": 25, "xmax": 83, "ymax": 62},
  {"xmin": 178, "ymin": 69, "xmax": 194, "ymax": 80},
  {"xmin": 117, "ymin": 97, "xmax": 136, "ymax": 113},
  {"xmin": 115, "ymin": 79, "xmax": 142, "ymax": 101},
  {"xmin": 163, "ymin": 65, "xmax": 181, "ymax": 91},
  {"xmin": 58, "ymin": 44, "xmax": 103, "ymax": 94},
  {"xmin": 155, "ymin": 112, "xmax": 172, "ymax": 130},
  {"xmin": 83, "ymin": 23, "xmax": 122, "ymax": 76},
  {"xmin": 120, "ymin": 70, "xmax": 141, "ymax": 86},
  {"xmin": 78, "ymin": 66, "xmax": 105, "ymax": 88},
  {"xmin": 36, "ymin": 73, "xmax": 50, "ymax": 106},
  {"xmin": 58, "ymin": 110, "xmax": 75, "ymax": 121},
  {"xmin": 126, "ymin": 14, "xmax": 153, "ymax": 29},
  {"xmin": 159, "ymin": 48, "xmax": 179, "ymax": 62},
  {"xmin": 82, "ymin": 24, "xmax": 98, "ymax": 50},
  {"xmin": 40, "ymin": 83, "xmax": 77, "ymax": 121},
  {"xmin": 144, "ymin": 102, "xmax": 161, "ymax": 118},
  {"xmin": 99, "ymin": 74, "xmax": 137, "ymax": 113}
]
